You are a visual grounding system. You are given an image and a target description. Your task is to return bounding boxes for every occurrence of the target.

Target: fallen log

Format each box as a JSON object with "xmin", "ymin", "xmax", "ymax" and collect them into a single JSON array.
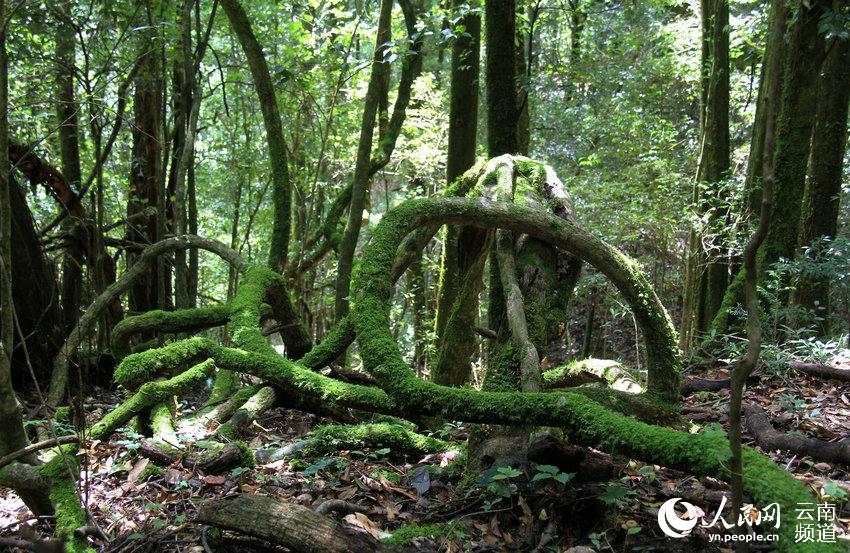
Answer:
[
  {"xmin": 195, "ymin": 494, "xmax": 389, "ymax": 553},
  {"xmin": 788, "ymin": 361, "xmax": 850, "ymax": 382},
  {"xmin": 744, "ymin": 403, "xmax": 850, "ymax": 465}
]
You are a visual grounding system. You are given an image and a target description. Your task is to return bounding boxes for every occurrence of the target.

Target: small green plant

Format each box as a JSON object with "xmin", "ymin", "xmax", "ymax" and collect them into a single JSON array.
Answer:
[
  {"xmin": 598, "ymin": 481, "xmax": 636, "ymax": 507},
  {"xmin": 431, "ymin": 421, "xmax": 464, "ymax": 440},
  {"xmin": 636, "ymin": 464, "xmax": 657, "ymax": 482},
  {"xmin": 351, "ymin": 447, "xmax": 391, "ymax": 461},
  {"xmin": 475, "ymin": 465, "xmax": 522, "ymax": 510},
  {"xmin": 531, "ymin": 464, "xmax": 575, "ymax": 485},
  {"xmin": 302, "ymin": 457, "xmax": 348, "ymax": 476},
  {"xmin": 821, "ymin": 481, "xmax": 849, "ymax": 504}
]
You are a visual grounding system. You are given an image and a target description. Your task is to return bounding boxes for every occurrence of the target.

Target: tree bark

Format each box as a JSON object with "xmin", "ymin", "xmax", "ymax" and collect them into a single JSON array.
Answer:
[
  {"xmin": 127, "ymin": 20, "xmax": 163, "ymax": 315},
  {"xmin": 55, "ymin": 0, "xmax": 85, "ymax": 337},
  {"xmin": 711, "ymin": 0, "xmax": 828, "ymax": 336},
  {"xmin": 485, "ymin": 0, "xmax": 517, "ymax": 157},
  {"xmin": 432, "ymin": 1, "xmax": 482, "ymax": 386},
  {"xmin": 791, "ymin": 37, "xmax": 850, "ymax": 332},
  {"xmin": 0, "ymin": 2, "xmax": 53, "ymax": 514},
  {"xmin": 681, "ymin": 0, "xmax": 730, "ymax": 349}
]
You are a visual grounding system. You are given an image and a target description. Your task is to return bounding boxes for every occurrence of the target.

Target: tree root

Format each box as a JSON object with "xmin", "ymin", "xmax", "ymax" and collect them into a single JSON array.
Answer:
[
  {"xmin": 195, "ymin": 494, "xmax": 389, "ymax": 553},
  {"xmin": 744, "ymin": 403, "xmax": 850, "ymax": 465},
  {"xmin": 350, "ymin": 191, "xmax": 840, "ymax": 552},
  {"xmin": 680, "ymin": 359, "xmax": 850, "ymax": 396},
  {"xmin": 216, "ymin": 385, "xmax": 278, "ymax": 437}
]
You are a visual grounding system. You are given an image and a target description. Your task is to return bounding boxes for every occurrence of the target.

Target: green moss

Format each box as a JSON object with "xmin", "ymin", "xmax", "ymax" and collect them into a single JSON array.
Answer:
[
  {"xmin": 36, "ymin": 449, "xmax": 94, "ymax": 553},
  {"xmin": 206, "ymin": 369, "xmax": 238, "ymax": 405},
  {"xmin": 112, "ymin": 304, "xmax": 231, "ymax": 359},
  {"xmin": 303, "ymin": 423, "xmax": 450, "ymax": 456},
  {"xmin": 383, "ymin": 522, "xmax": 463, "ymax": 547},
  {"xmin": 233, "ymin": 440, "xmax": 256, "ymax": 467},
  {"xmin": 93, "ymin": 359, "xmax": 217, "ymax": 440},
  {"xmin": 54, "ymin": 406, "xmax": 70, "ymax": 424},
  {"xmin": 138, "ymin": 464, "xmax": 164, "ymax": 480},
  {"xmin": 482, "ymin": 342, "xmax": 520, "ymax": 392}
]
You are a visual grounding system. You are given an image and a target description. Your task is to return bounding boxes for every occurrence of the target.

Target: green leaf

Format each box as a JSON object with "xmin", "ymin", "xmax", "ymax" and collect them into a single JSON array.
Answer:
[
  {"xmin": 533, "ymin": 464, "xmax": 559, "ymax": 474},
  {"xmin": 303, "ymin": 458, "xmax": 337, "ymax": 476},
  {"xmin": 554, "ymin": 472, "xmax": 575, "ymax": 484}
]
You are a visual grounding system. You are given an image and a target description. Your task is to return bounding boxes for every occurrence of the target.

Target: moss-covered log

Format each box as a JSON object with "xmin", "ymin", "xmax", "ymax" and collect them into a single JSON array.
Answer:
[{"xmin": 196, "ymin": 494, "xmax": 389, "ymax": 553}]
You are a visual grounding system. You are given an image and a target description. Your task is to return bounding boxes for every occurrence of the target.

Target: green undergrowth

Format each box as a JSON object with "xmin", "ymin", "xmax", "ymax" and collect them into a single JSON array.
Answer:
[{"xmin": 382, "ymin": 522, "xmax": 466, "ymax": 547}]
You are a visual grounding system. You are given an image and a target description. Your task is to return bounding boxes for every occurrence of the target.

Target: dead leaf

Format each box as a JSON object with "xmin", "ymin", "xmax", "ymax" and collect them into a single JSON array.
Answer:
[
  {"xmin": 127, "ymin": 458, "xmax": 149, "ymax": 484},
  {"xmin": 343, "ymin": 512, "xmax": 382, "ymax": 539},
  {"xmin": 202, "ymin": 475, "xmax": 226, "ymax": 486},
  {"xmin": 384, "ymin": 501, "xmax": 399, "ymax": 521},
  {"xmin": 164, "ymin": 468, "xmax": 183, "ymax": 485}
]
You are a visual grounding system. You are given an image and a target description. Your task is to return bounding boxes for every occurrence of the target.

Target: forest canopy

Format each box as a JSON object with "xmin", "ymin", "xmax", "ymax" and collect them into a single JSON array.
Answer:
[{"xmin": 0, "ymin": 0, "xmax": 849, "ymax": 551}]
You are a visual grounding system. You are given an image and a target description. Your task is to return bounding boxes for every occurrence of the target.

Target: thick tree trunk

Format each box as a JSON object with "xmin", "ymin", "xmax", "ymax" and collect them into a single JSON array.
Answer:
[
  {"xmin": 0, "ymin": 4, "xmax": 53, "ymax": 515},
  {"xmin": 220, "ymin": 0, "xmax": 292, "ymax": 273},
  {"xmin": 742, "ymin": 0, "xmax": 787, "ymax": 219},
  {"xmin": 8, "ymin": 180, "xmax": 63, "ymax": 389},
  {"xmin": 711, "ymin": 0, "xmax": 828, "ymax": 336},
  {"xmin": 791, "ymin": 37, "xmax": 850, "ymax": 332},
  {"xmin": 485, "ymin": 0, "xmax": 518, "ymax": 158}
]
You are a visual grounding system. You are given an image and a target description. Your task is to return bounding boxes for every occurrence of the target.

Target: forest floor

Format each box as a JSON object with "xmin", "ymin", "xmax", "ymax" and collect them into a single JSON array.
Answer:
[{"xmin": 2, "ymin": 357, "xmax": 850, "ymax": 552}]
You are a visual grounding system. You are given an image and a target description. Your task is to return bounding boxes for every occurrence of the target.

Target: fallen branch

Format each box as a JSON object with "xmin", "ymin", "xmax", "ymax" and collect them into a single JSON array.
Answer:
[
  {"xmin": 195, "ymin": 494, "xmax": 389, "ymax": 553},
  {"xmin": 744, "ymin": 403, "xmax": 850, "ymax": 465},
  {"xmin": 0, "ymin": 435, "xmax": 79, "ymax": 470}
]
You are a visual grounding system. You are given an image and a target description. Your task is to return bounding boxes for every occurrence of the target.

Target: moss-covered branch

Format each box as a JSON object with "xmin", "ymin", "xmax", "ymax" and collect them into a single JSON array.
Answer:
[
  {"xmin": 349, "ymin": 188, "xmax": 835, "ymax": 552},
  {"xmin": 302, "ymin": 423, "xmax": 450, "ymax": 456}
]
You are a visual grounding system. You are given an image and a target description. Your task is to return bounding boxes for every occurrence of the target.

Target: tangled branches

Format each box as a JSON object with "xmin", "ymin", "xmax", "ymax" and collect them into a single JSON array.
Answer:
[{"xmin": 7, "ymin": 157, "xmax": 836, "ymax": 553}]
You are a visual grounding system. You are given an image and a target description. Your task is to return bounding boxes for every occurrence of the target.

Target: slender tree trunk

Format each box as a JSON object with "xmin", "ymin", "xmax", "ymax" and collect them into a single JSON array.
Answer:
[
  {"xmin": 55, "ymin": 0, "xmax": 85, "ymax": 337},
  {"xmin": 791, "ymin": 37, "xmax": 850, "ymax": 333},
  {"xmin": 432, "ymin": 0, "xmax": 481, "ymax": 385},
  {"xmin": 681, "ymin": 0, "xmax": 729, "ymax": 350},
  {"xmin": 333, "ymin": 0, "xmax": 393, "ymax": 320},
  {"xmin": 220, "ymin": 0, "xmax": 292, "ymax": 273}
]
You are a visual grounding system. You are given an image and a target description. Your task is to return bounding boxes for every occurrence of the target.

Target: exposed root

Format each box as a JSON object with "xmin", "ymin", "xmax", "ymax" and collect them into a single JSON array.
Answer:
[
  {"xmin": 216, "ymin": 385, "xmax": 278, "ymax": 438},
  {"xmin": 138, "ymin": 441, "xmax": 250, "ymax": 473},
  {"xmin": 302, "ymin": 423, "xmax": 451, "ymax": 456}
]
